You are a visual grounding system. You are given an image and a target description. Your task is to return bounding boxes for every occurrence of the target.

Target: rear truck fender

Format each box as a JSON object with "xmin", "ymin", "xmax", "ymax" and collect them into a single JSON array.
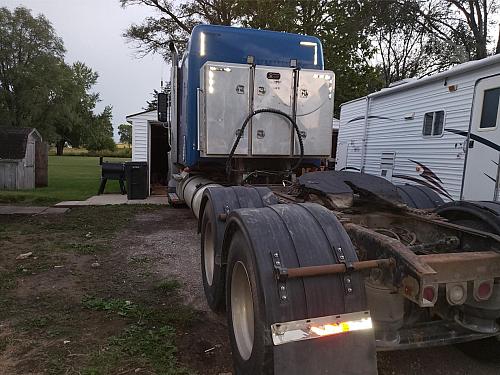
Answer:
[
  {"xmin": 435, "ymin": 200, "xmax": 500, "ymax": 235},
  {"xmin": 198, "ymin": 186, "xmax": 278, "ymax": 234},
  {"xmin": 221, "ymin": 203, "xmax": 378, "ymax": 375},
  {"xmin": 396, "ymin": 184, "xmax": 445, "ymax": 209},
  {"xmin": 199, "ymin": 186, "xmax": 278, "ymax": 312}
]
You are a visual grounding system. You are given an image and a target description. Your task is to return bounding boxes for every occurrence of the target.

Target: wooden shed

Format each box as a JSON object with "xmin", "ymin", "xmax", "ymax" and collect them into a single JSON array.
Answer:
[{"xmin": 0, "ymin": 128, "xmax": 48, "ymax": 190}]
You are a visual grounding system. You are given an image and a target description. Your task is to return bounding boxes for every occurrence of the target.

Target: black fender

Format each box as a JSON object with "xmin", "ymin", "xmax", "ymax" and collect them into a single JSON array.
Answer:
[
  {"xmin": 223, "ymin": 203, "xmax": 377, "ymax": 375},
  {"xmin": 435, "ymin": 200, "xmax": 500, "ymax": 234},
  {"xmin": 198, "ymin": 186, "xmax": 278, "ymax": 234},
  {"xmin": 199, "ymin": 186, "xmax": 278, "ymax": 312},
  {"xmin": 396, "ymin": 184, "xmax": 445, "ymax": 209}
]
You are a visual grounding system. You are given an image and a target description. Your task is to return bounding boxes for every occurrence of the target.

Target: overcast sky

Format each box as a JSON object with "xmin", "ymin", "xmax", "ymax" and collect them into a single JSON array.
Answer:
[{"xmin": 4, "ymin": 0, "xmax": 168, "ymax": 141}]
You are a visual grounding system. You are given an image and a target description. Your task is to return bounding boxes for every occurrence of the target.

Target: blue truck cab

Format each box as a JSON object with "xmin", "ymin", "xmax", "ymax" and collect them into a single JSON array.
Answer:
[{"xmin": 175, "ymin": 24, "xmax": 325, "ymax": 168}]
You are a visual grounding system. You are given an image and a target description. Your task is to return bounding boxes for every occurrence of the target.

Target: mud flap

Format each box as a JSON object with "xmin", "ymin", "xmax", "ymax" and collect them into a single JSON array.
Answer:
[{"xmin": 273, "ymin": 331, "xmax": 377, "ymax": 375}]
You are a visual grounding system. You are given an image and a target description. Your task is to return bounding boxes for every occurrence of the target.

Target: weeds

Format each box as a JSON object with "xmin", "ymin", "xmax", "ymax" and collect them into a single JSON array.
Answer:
[
  {"xmin": 157, "ymin": 279, "xmax": 182, "ymax": 295},
  {"xmin": 67, "ymin": 242, "xmax": 103, "ymax": 255},
  {"xmin": 82, "ymin": 297, "xmax": 148, "ymax": 319},
  {"xmin": 81, "ymin": 295, "xmax": 195, "ymax": 374},
  {"xmin": 18, "ymin": 316, "xmax": 51, "ymax": 331},
  {"xmin": 0, "ymin": 271, "xmax": 16, "ymax": 290},
  {"xmin": 82, "ymin": 324, "xmax": 191, "ymax": 375}
]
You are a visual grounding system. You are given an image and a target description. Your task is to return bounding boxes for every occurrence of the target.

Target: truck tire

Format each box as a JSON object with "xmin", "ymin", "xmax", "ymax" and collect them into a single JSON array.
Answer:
[
  {"xmin": 201, "ymin": 202, "xmax": 225, "ymax": 312},
  {"xmin": 226, "ymin": 229, "xmax": 273, "ymax": 374},
  {"xmin": 223, "ymin": 203, "xmax": 377, "ymax": 375},
  {"xmin": 200, "ymin": 186, "xmax": 278, "ymax": 313},
  {"xmin": 396, "ymin": 184, "xmax": 444, "ymax": 209}
]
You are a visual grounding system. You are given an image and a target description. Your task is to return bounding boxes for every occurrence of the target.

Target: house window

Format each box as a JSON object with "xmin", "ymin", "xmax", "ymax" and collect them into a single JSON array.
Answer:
[
  {"xmin": 480, "ymin": 87, "xmax": 500, "ymax": 129},
  {"xmin": 422, "ymin": 111, "xmax": 445, "ymax": 137}
]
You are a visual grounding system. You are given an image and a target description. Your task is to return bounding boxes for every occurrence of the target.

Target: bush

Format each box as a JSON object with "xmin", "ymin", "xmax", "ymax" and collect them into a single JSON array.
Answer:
[{"xmin": 49, "ymin": 147, "xmax": 131, "ymax": 158}]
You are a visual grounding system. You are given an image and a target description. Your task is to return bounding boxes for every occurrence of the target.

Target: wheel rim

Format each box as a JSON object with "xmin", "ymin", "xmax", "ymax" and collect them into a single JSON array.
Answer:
[
  {"xmin": 204, "ymin": 221, "xmax": 215, "ymax": 286},
  {"xmin": 231, "ymin": 261, "xmax": 254, "ymax": 361}
]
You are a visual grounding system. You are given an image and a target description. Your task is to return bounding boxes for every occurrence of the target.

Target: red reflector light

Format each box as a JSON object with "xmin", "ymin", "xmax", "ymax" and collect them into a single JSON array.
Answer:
[
  {"xmin": 476, "ymin": 281, "xmax": 493, "ymax": 300},
  {"xmin": 423, "ymin": 286, "xmax": 435, "ymax": 302}
]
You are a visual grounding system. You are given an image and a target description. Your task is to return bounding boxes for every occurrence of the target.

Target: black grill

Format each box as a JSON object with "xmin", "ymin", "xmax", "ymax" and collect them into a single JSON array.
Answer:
[{"xmin": 98, "ymin": 162, "xmax": 126, "ymax": 195}]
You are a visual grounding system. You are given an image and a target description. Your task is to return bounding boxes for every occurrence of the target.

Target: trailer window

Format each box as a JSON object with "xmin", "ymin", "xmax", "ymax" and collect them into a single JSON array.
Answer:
[
  {"xmin": 479, "ymin": 87, "xmax": 500, "ymax": 129},
  {"xmin": 422, "ymin": 111, "xmax": 445, "ymax": 137}
]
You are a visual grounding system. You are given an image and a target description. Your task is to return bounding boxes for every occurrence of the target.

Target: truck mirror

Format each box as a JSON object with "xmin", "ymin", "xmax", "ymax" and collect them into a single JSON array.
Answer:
[{"xmin": 158, "ymin": 92, "xmax": 168, "ymax": 122}]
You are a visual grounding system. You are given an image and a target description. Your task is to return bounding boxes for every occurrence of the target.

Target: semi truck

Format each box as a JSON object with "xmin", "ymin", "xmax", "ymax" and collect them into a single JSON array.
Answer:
[{"xmin": 158, "ymin": 24, "xmax": 500, "ymax": 375}]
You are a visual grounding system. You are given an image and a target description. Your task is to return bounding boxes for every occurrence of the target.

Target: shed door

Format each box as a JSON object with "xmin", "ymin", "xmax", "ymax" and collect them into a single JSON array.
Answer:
[{"xmin": 463, "ymin": 75, "xmax": 500, "ymax": 200}]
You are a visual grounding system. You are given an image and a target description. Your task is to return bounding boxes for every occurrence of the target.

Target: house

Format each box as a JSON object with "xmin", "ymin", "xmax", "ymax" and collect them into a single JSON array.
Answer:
[
  {"xmin": 0, "ymin": 128, "xmax": 48, "ymax": 190},
  {"xmin": 126, "ymin": 110, "xmax": 170, "ymax": 195}
]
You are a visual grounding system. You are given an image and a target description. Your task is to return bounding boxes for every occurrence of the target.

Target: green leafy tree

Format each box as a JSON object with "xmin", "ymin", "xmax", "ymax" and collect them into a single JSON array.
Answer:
[
  {"xmin": 120, "ymin": 0, "xmax": 238, "ymax": 59},
  {"xmin": 45, "ymin": 61, "xmax": 101, "ymax": 155},
  {"xmin": 0, "ymin": 6, "xmax": 65, "ymax": 129},
  {"xmin": 85, "ymin": 106, "xmax": 116, "ymax": 152},
  {"xmin": 414, "ymin": 0, "xmax": 500, "ymax": 60},
  {"xmin": 0, "ymin": 6, "xmax": 113, "ymax": 155},
  {"xmin": 118, "ymin": 123, "xmax": 132, "ymax": 147}
]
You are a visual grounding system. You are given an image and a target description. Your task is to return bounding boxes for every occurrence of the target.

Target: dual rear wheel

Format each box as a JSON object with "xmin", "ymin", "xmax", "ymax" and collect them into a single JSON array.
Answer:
[{"xmin": 205, "ymin": 203, "xmax": 376, "ymax": 375}]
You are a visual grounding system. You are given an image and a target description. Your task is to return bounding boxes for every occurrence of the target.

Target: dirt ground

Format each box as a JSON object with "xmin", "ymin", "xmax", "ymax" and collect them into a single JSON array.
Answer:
[{"xmin": 0, "ymin": 205, "xmax": 499, "ymax": 374}]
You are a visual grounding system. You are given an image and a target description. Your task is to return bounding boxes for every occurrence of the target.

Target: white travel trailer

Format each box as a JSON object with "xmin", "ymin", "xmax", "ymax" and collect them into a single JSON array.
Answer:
[{"xmin": 337, "ymin": 54, "xmax": 500, "ymax": 203}]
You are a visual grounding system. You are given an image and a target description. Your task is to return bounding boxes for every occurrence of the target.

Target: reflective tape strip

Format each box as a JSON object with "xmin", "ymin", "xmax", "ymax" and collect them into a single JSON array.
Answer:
[{"xmin": 271, "ymin": 310, "xmax": 372, "ymax": 346}]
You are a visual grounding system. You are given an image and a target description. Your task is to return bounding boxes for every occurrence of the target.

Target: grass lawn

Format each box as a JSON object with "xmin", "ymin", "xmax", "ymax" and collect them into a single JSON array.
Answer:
[
  {"xmin": 0, "ymin": 156, "xmax": 129, "ymax": 205},
  {"xmin": 0, "ymin": 206, "xmax": 196, "ymax": 374}
]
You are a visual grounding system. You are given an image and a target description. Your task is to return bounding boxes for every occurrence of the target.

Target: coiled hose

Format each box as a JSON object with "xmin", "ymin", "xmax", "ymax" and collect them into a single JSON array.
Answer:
[{"xmin": 225, "ymin": 108, "xmax": 304, "ymax": 178}]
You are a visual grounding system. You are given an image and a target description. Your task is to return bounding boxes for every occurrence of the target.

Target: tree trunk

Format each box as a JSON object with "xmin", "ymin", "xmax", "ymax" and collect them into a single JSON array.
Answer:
[
  {"xmin": 56, "ymin": 140, "xmax": 65, "ymax": 156},
  {"xmin": 496, "ymin": 24, "xmax": 500, "ymax": 55},
  {"xmin": 476, "ymin": 40, "xmax": 488, "ymax": 59}
]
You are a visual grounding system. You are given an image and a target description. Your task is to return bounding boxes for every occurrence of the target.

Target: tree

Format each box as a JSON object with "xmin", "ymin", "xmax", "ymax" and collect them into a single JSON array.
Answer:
[
  {"xmin": 85, "ymin": 106, "xmax": 116, "ymax": 152},
  {"xmin": 391, "ymin": 0, "xmax": 500, "ymax": 61},
  {"xmin": 47, "ymin": 61, "xmax": 101, "ymax": 155},
  {"xmin": 369, "ymin": 1, "xmax": 467, "ymax": 86},
  {"xmin": 0, "ymin": 6, "xmax": 113, "ymax": 155},
  {"xmin": 120, "ymin": 0, "xmax": 239, "ymax": 59},
  {"xmin": 118, "ymin": 123, "xmax": 132, "ymax": 147},
  {"xmin": 0, "ymin": 6, "xmax": 65, "ymax": 129}
]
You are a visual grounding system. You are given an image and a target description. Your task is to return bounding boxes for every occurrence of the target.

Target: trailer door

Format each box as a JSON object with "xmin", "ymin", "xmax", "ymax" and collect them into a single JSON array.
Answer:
[{"xmin": 463, "ymin": 75, "xmax": 500, "ymax": 200}]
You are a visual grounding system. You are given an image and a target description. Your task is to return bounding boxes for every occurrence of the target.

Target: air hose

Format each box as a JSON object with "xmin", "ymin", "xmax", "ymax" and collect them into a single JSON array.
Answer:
[{"xmin": 225, "ymin": 108, "xmax": 304, "ymax": 179}]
